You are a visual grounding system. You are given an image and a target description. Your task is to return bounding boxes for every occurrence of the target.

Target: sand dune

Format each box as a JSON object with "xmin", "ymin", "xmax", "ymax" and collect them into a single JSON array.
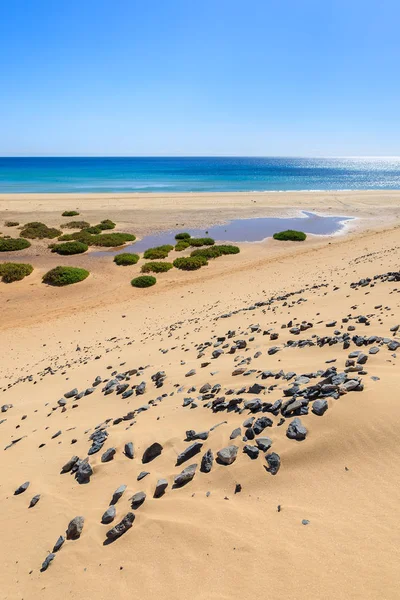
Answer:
[{"xmin": 0, "ymin": 192, "xmax": 399, "ymax": 599}]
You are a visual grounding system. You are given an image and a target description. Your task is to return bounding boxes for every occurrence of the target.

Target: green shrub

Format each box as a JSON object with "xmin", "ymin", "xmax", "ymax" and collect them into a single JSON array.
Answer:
[
  {"xmin": 57, "ymin": 231, "xmax": 135, "ymax": 246},
  {"xmin": 43, "ymin": 266, "xmax": 89, "ymax": 286},
  {"xmin": 175, "ymin": 232, "xmax": 191, "ymax": 240},
  {"xmin": 189, "ymin": 237, "xmax": 215, "ymax": 247},
  {"xmin": 83, "ymin": 226, "xmax": 102, "ymax": 234},
  {"xmin": 175, "ymin": 240, "xmax": 191, "ymax": 251},
  {"xmin": 62, "ymin": 210, "xmax": 80, "ymax": 217},
  {"xmin": 5, "ymin": 221, "xmax": 19, "ymax": 227},
  {"xmin": 61, "ymin": 220, "xmax": 90, "ymax": 230},
  {"xmin": 173, "ymin": 256, "xmax": 208, "ymax": 270},
  {"xmin": 131, "ymin": 275, "xmax": 156, "ymax": 288},
  {"xmin": 97, "ymin": 219, "xmax": 116, "ymax": 230},
  {"xmin": 0, "ymin": 262, "xmax": 33, "ymax": 283},
  {"xmin": 141, "ymin": 261, "xmax": 173, "ymax": 273},
  {"xmin": 51, "ymin": 241, "xmax": 88, "ymax": 255},
  {"xmin": 114, "ymin": 253, "xmax": 140, "ymax": 266},
  {"xmin": 0, "ymin": 237, "xmax": 31, "ymax": 252},
  {"xmin": 191, "ymin": 244, "xmax": 240, "ymax": 259},
  {"xmin": 20, "ymin": 222, "xmax": 61, "ymax": 240},
  {"xmin": 143, "ymin": 245, "xmax": 174, "ymax": 259},
  {"xmin": 273, "ymin": 230, "xmax": 307, "ymax": 241}
]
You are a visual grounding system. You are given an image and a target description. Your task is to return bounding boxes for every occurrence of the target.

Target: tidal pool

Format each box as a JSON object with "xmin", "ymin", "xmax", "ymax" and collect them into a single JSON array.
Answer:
[{"xmin": 93, "ymin": 211, "xmax": 353, "ymax": 256}]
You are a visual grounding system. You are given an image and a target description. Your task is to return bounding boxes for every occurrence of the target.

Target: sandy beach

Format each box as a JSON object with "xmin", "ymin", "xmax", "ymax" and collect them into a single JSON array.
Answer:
[{"xmin": 1, "ymin": 190, "xmax": 400, "ymax": 599}]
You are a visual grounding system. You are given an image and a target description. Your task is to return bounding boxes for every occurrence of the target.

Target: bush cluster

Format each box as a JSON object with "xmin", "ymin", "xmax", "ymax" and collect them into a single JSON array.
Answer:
[
  {"xmin": 173, "ymin": 256, "xmax": 208, "ymax": 270},
  {"xmin": 175, "ymin": 232, "xmax": 191, "ymax": 240},
  {"xmin": 141, "ymin": 261, "xmax": 173, "ymax": 273},
  {"xmin": 191, "ymin": 244, "xmax": 240, "ymax": 259},
  {"xmin": 43, "ymin": 266, "xmax": 89, "ymax": 286},
  {"xmin": 51, "ymin": 241, "xmax": 88, "ymax": 255},
  {"xmin": 0, "ymin": 237, "xmax": 31, "ymax": 252},
  {"xmin": 188, "ymin": 237, "xmax": 215, "ymax": 247},
  {"xmin": 0, "ymin": 262, "xmax": 33, "ymax": 283},
  {"xmin": 175, "ymin": 240, "xmax": 190, "ymax": 251},
  {"xmin": 273, "ymin": 230, "xmax": 307, "ymax": 241},
  {"xmin": 143, "ymin": 245, "xmax": 174, "ymax": 259},
  {"xmin": 20, "ymin": 222, "xmax": 61, "ymax": 240},
  {"xmin": 97, "ymin": 219, "xmax": 116, "ymax": 230},
  {"xmin": 61, "ymin": 220, "xmax": 90, "ymax": 230},
  {"xmin": 57, "ymin": 231, "xmax": 136, "ymax": 247},
  {"xmin": 131, "ymin": 275, "xmax": 156, "ymax": 288},
  {"xmin": 5, "ymin": 221, "xmax": 19, "ymax": 227},
  {"xmin": 62, "ymin": 211, "xmax": 80, "ymax": 217},
  {"xmin": 114, "ymin": 253, "xmax": 140, "ymax": 266}
]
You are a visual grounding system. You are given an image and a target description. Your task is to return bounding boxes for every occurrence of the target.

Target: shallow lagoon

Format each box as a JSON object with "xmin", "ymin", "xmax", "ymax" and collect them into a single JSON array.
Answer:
[{"xmin": 94, "ymin": 211, "xmax": 353, "ymax": 256}]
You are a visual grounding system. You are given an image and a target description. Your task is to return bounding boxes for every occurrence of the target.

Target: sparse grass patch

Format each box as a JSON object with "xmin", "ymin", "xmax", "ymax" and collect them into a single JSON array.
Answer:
[
  {"xmin": 0, "ymin": 237, "xmax": 31, "ymax": 252},
  {"xmin": 143, "ymin": 245, "xmax": 174, "ymax": 259},
  {"xmin": 43, "ymin": 266, "xmax": 89, "ymax": 286},
  {"xmin": 173, "ymin": 256, "xmax": 208, "ymax": 270},
  {"xmin": 189, "ymin": 237, "xmax": 215, "ymax": 247},
  {"xmin": 191, "ymin": 244, "xmax": 240, "ymax": 259},
  {"xmin": 62, "ymin": 211, "xmax": 80, "ymax": 217},
  {"xmin": 5, "ymin": 221, "xmax": 19, "ymax": 227},
  {"xmin": 114, "ymin": 253, "xmax": 140, "ymax": 266},
  {"xmin": 20, "ymin": 222, "xmax": 61, "ymax": 239},
  {"xmin": 273, "ymin": 230, "xmax": 307, "ymax": 241},
  {"xmin": 0, "ymin": 262, "xmax": 33, "ymax": 283},
  {"xmin": 141, "ymin": 261, "xmax": 173, "ymax": 273},
  {"xmin": 175, "ymin": 232, "xmax": 191, "ymax": 240},
  {"xmin": 61, "ymin": 221, "xmax": 90, "ymax": 230},
  {"xmin": 131, "ymin": 275, "xmax": 156, "ymax": 288},
  {"xmin": 175, "ymin": 240, "xmax": 190, "ymax": 251},
  {"xmin": 51, "ymin": 241, "xmax": 88, "ymax": 255}
]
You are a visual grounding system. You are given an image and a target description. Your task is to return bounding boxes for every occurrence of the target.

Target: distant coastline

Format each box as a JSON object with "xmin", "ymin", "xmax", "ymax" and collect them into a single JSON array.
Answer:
[{"xmin": 1, "ymin": 156, "xmax": 400, "ymax": 193}]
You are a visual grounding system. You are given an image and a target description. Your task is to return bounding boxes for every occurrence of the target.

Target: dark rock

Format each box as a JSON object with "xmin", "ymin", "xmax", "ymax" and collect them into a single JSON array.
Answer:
[
  {"xmin": 64, "ymin": 388, "xmax": 78, "ymax": 398},
  {"xmin": 106, "ymin": 512, "xmax": 135, "ymax": 542},
  {"xmin": 75, "ymin": 460, "xmax": 93, "ymax": 484},
  {"xmin": 255, "ymin": 437, "xmax": 272, "ymax": 452},
  {"xmin": 142, "ymin": 442, "xmax": 163, "ymax": 464},
  {"xmin": 66, "ymin": 516, "xmax": 84, "ymax": 540},
  {"xmin": 312, "ymin": 399, "xmax": 328, "ymax": 416},
  {"xmin": 154, "ymin": 478, "xmax": 168, "ymax": 498},
  {"xmin": 101, "ymin": 505, "xmax": 116, "ymax": 524},
  {"xmin": 243, "ymin": 445, "xmax": 259, "ymax": 459},
  {"xmin": 286, "ymin": 417, "xmax": 307, "ymax": 440},
  {"xmin": 29, "ymin": 494, "xmax": 41, "ymax": 508},
  {"xmin": 111, "ymin": 484, "xmax": 127, "ymax": 505},
  {"xmin": 200, "ymin": 449, "xmax": 214, "ymax": 473},
  {"xmin": 124, "ymin": 442, "xmax": 134, "ymax": 459},
  {"xmin": 174, "ymin": 464, "xmax": 197, "ymax": 487},
  {"xmin": 14, "ymin": 481, "xmax": 29, "ymax": 495},
  {"xmin": 53, "ymin": 535, "xmax": 65, "ymax": 552},
  {"xmin": 217, "ymin": 445, "xmax": 238, "ymax": 465},
  {"xmin": 41, "ymin": 553, "xmax": 55, "ymax": 572},
  {"xmin": 101, "ymin": 447, "xmax": 116, "ymax": 462},
  {"xmin": 230, "ymin": 427, "xmax": 241, "ymax": 440},
  {"xmin": 265, "ymin": 452, "xmax": 280, "ymax": 475},
  {"xmin": 61, "ymin": 455, "xmax": 79, "ymax": 474},
  {"xmin": 130, "ymin": 491, "xmax": 146, "ymax": 509},
  {"xmin": 176, "ymin": 441, "xmax": 203, "ymax": 466},
  {"xmin": 137, "ymin": 471, "xmax": 149, "ymax": 481}
]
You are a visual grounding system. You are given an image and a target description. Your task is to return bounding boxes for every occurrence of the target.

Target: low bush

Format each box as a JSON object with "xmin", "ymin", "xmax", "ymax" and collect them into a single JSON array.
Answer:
[
  {"xmin": 57, "ymin": 231, "xmax": 136, "ymax": 247},
  {"xmin": 51, "ymin": 241, "xmax": 88, "ymax": 255},
  {"xmin": 175, "ymin": 232, "xmax": 191, "ymax": 240},
  {"xmin": 20, "ymin": 222, "xmax": 61, "ymax": 239},
  {"xmin": 141, "ymin": 261, "xmax": 173, "ymax": 273},
  {"xmin": 143, "ymin": 245, "xmax": 174, "ymax": 259},
  {"xmin": 0, "ymin": 262, "xmax": 33, "ymax": 283},
  {"xmin": 191, "ymin": 244, "xmax": 240, "ymax": 259},
  {"xmin": 83, "ymin": 226, "xmax": 102, "ymax": 234},
  {"xmin": 189, "ymin": 237, "xmax": 215, "ymax": 247},
  {"xmin": 62, "ymin": 210, "xmax": 80, "ymax": 217},
  {"xmin": 0, "ymin": 237, "xmax": 31, "ymax": 252},
  {"xmin": 5, "ymin": 221, "xmax": 19, "ymax": 227},
  {"xmin": 43, "ymin": 266, "xmax": 89, "ymax": 286},
  {"xmin": 273, "ymin": 230, "xmax": 307, "ymax": 241},
  {"xmin": 131, "ymin": 275, "xmax": 156, "ymax": 288},
  {"xmin": 173, "ymin": 256, "xmax": 208, "ymax": 270},
  {"xmin": 114, "ymin": 253, "xmax": 140, "ymax": 266},
  {"xmin": 61, "ymin": 220, "xmax": 90, "ymax": 230},
  {"xmin": 175, "ymin": 240, "xmax": 190, "ymax": 251},
  {"xmin": 97, "ymin": 219, "xmax": 116, "ymax": 230}
]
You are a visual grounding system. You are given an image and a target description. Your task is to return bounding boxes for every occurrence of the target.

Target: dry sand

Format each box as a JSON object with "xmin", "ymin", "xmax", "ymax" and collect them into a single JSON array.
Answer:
[{"xmin": 0, "ymin": 191, "xmax": 400, "ymax": 599}]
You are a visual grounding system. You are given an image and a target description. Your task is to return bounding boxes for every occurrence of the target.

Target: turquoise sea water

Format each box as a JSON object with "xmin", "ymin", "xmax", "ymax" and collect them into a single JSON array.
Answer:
[{"xmin": 0, "ymin": 157, "xmax": 400, "ymax": 193}]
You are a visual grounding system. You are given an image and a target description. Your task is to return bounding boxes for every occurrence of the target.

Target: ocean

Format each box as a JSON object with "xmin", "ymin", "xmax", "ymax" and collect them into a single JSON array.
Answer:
[{"xmin": 0, "ymin": 157, "xmax": 399, "ymax": 193}]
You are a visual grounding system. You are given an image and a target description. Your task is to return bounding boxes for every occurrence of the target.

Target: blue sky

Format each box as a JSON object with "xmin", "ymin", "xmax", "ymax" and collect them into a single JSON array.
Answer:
[{"xmin": 0, "ymin": 0, "xmax": 399, "ymax": 156}]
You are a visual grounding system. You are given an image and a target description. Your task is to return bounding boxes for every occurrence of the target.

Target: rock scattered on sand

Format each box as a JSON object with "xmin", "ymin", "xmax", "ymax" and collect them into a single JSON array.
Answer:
[
  {"xmin": 286, "ymin": 418, "xmax": 307, "ymax": 441},
  {"xmin": 101, "ymin": 505, "xmax": 116, "ymax": 524},
  {"xmin": 66, "ymin": 516, "xmax": 84, "ymax": 540},
  {"xmin": 174, "ymin": 464, "xmax": 197, "ymax": 487},
  {"xmin": 154, "ymin": 478, "xmax": 168, "ymax": 498},
  {"xmin": 14, "ymin": 481, "xmax": 29, "ymax": 495},
  {"xmin": 106, "ymin": 512, "xmax": 135, "ymax": 542},
  {"xmin": 217, "ymin": 445, "xmax": 238, "ymax": 465},
  {"xmin": 142, "ymin": 442, "xmax": 163, "ymax": 464}
]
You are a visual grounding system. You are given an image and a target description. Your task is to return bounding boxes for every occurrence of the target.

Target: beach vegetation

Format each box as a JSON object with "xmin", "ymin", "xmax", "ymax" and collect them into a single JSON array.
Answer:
[
  {"xmin": 131, "ymin": 275, "xmax": 156, "ymax": 288},
  {"xmin": 97, "ymin": 219, "xmax": 116, "ymax": 230},
  {"xmin": 5, "ymin": 221, "xmax": 19, "ymax": 227},
  {"xmin": 143, "ymin": 245, "xmax": 174, "ymax": 259},
  {"xmin": 57, "ymin": 231, "xmax": 135, "ymax": 246},
  {"xmin": 191, "ymin": 244, "xmax": 240, "ymax": 259},
  {"xmin": 175, "ymin": 240, "xmax": 191, "ymax": 251},
  {"xmin": 188, "ymin": 237, "xmax": 215, "ymax": 247},
  {"xmin": 51, "ymin": 241, "xmax": 88, "ymax": 255},
  {"xmin": 62, "ymin": 211, "xmax": 80, "ymax": 217},
  {"xmin": 173, "ymin": 256, "xmax": 208, "ymax": 270},
  {"xmin": 175, "ymin": 232, "xmax": 191, "ymax": 240},
  {"xmin": 273, "ymin": 230, "xmax": 307, "ymax": 241},
  {"xmin": 61, "ymin": 220, "xmax": 90, "ymax": 229},
  {"xmin": 0, "ymin": 237, "xmax": 31, "ymax": 252},
  {"xmin": 0, "ymin": 262, "xmax": 33, "ymax": 283},
  {"xmin": 20, "ymin": 221, "xmax": 61, "ymax": 239},
  {"xmin": 43, "ymin": 266, "xmax": 89, "ymax": 286},
  {"xmin": 141, "ymin": 261, "xmax": 173, "ymax": 273},
  {"xmin": 114, "ymin": 253, "xmax": 140, "ymax": 266}
]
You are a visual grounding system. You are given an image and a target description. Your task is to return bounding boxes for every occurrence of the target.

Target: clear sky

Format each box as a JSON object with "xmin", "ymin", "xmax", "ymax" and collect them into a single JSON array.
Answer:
[{"xmin": 0, "ymin": 0, "xmax": 399, "ymax": 156}]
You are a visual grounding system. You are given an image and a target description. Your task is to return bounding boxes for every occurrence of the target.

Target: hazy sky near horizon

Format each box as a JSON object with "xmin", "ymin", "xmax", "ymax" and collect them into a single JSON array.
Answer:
[{"xmin": 1, "ymin": 0, "xmax": 399, "ymax": 157}]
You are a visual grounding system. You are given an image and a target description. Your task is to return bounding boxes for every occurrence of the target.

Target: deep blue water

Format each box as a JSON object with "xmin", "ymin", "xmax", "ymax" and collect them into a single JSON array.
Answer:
[{"xmin": 0, "ymin": 157, "xmax": 400, "ymax": 193}]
